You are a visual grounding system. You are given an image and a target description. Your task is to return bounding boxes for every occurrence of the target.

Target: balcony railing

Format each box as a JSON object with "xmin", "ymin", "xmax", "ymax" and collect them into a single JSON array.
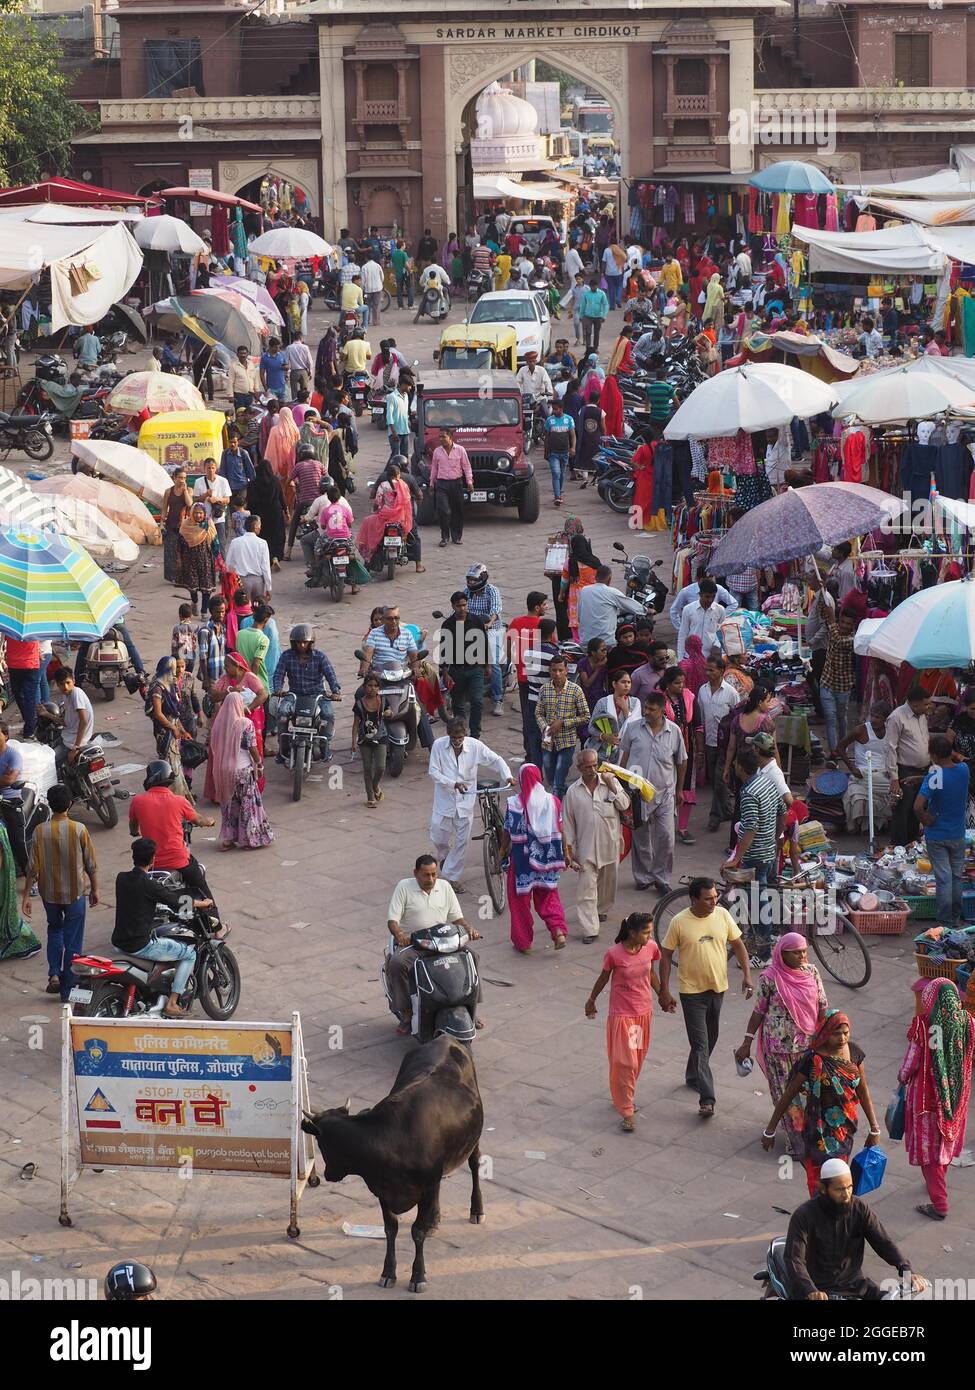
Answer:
[
  {"xmin": 758, "ymin": 87, "xmax": 975, "ymax": 115},
  {"xmin": 671, "ymin": 93, "xmax": 714, "ymax": 115},
  {"xmin": 100, "ymin": 96, "xmax": 320, "ymax": 124},
  {"xmin": 360, "ymin": 99, "xmax": 407, "ymax": 122}
]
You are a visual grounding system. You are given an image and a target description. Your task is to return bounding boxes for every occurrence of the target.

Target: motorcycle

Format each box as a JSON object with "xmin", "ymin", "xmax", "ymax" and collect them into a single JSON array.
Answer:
[
  {"xmin": 612, "ymin": 540, "xmax": 668, "ymax": 615},
  {"xmin": 414, "ymin": 287, "xmax": 448, "ymax": 324},
  {"xmin": 70, "ymin": 870, "xmax": 240, "ymax": 1020},
  {"xmin": 755, "ymin": 1236, "xmax": 918, "ymax": 1301},
  {"xmin": 382, "ymin": 923, "xmax": 478, "ymax": 1045},
  {"xmin": 370, "ymin": 389, "xmax": 388, "ymax": 431},
  {"xmin": 355, "ymin": 648, "xmax": 424, "ymax": 778},
  {"xmin": 466, "ymin": 268, "xmax": 492, "ymax": 303},
  {"xmin": 36, "ymin": 714, "xmax": 124, "ymax": 828},
  {"xmin": 318, "ymin": 533, "xmax": 354, "ymax": 603},
  {"xmin": 521, "ymin": 393, "xmax": 550, "ymax": 450},
  {"xmin": 347, "ymin": 370, "xmax": 371, "ymax": 418},
  {"xmin": 338, "ymin": 308, "xmax": 359, "ymax": 346},
  {"xmin": 378, "ymin": 520, "xmax": 408, "ymax": 582},
  {"xmin": 272, "ymin": 690, "xmax": 334, "ymax": 803},
  {"xmin": 0, "ymin": 409, "xmax": 54, "ymax": 461},
  {"xmin": 82, "ymin": 623, "xmax": 140, "ymax": 703}
]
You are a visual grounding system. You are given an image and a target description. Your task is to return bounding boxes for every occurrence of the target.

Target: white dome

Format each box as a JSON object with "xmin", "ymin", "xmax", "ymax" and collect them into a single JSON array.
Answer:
[{"xmin": 475, "ymin": 81, "xmax": 539, "ymax": 139}]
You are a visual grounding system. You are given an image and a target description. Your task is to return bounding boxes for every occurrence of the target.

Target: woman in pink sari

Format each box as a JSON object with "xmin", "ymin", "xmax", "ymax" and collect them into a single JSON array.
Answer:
[
  {"xmin": 599, "ymin": 375, "xmax": 624, "ymax": 439},
  {"xmin": 679, "ymin": 634, "xmax": 709, "ymax": 696},
  {"xmin": 205, "ymin": 652, "xmax": 268, "ymax": 798},
  {"xmin": 356, "ymin": 462, "xmax": 413, "ymax": 566},
  {"xmin": 263, "ymin": 405, "xmax": 300, "ymax": 512},
  {"xmin": 209, "ymin": 690, "xmax": 273, "ymax": 851},
  {"xmin": 898, "ymin": 977, "xmax": 975, "ymax": 1220}
]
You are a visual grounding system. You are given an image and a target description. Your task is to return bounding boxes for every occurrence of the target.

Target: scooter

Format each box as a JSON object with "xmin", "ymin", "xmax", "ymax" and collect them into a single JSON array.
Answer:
[
  {"xmin": 612, "ymin": 540, "xmax": 668, "ymax": 615},
  {"xmin": 82, "ymin": 623, "xmax": 140, "ymax": 702},
  {"xmin": 338, "ymin": 309, "xmax": 359, "ymax": 346},
  {"xmin": 755, "ymin": 1236, "xmax": 918, "ymax": 1301},
  {"xmin": 70, "ymin": 870, "xmax": 239, "ymax": 1020},
  {"xmin": 318, "ymin": 533, "xmax": 354, "ymax": 603},
  {"xmin": 414, "ymin": 287, "xmax": 448, "ymax": 324},
  {"xmin": 382, "ymin": 924, "xmax": 478, "ymax": 1045},
  {"xmin": 377, "ymin": 520, "xmax": 409, "ymax": 582},
  {"xmin": 355, "ymin": 648, "xmax": 424, "ymax": 778},
  {"xmin": 466, "ymin": 269, "xmax": 492, "ymax": 303}
]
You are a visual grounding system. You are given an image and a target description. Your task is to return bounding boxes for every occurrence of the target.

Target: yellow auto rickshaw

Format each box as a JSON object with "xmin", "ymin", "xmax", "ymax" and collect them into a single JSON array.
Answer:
[
  {"xmin": 434, "ymin": 324, "xmax": 518, "ymax": 373},
  {"xmin": 138, "ymin": 410, "xmax": 228, "ymax": 479}
]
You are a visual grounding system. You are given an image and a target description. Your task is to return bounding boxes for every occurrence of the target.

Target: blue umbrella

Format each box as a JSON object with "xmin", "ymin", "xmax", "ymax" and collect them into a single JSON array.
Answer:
[
  {"xmin": 854, "ymin": 577, "xmax": 975, "ymax": 669},
  {"xmin": 750, "ymin": 161, "xmax": 835, "ymax": 195}
]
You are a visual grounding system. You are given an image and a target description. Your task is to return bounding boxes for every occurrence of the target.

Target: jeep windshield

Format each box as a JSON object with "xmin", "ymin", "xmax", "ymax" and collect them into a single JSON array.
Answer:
[
  {"xmin": 423, "ymin": 396, "xmax": 520, "ymax": 429},
  {"xmin": 471, "ymin": 299, "xmax": 537, "ymax": 323},
  {"xmin": 439, "ymin": 346, "xmax": 492, "ymax": 370}
]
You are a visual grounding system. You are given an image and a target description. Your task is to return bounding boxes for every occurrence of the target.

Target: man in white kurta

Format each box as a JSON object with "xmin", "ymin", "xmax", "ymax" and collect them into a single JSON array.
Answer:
[
  {"xmin": 561, "ymin": 749, "xmax": 630, "ymax": 942},
  {"xmin": 428, "ymin": 718, "xmax": 513, "ymax": 888}
]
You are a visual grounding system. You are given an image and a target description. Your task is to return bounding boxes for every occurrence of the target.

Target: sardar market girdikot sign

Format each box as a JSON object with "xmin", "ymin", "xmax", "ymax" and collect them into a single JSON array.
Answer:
[{"xmin": 436, "ymin": 23, "xmax": 644, "ymax": 40}]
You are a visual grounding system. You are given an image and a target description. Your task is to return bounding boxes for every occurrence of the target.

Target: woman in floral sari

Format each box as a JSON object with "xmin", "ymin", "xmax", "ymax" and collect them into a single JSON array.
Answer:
[
  {"xmin": 356, "ymin": 462, "xmax": 412, "ymax": 567},
  {"xmin": 762, "ymin": 1010, "xmax": 882, "ymax": 1195},
  {"xmin": 0, "ymin": 819, "xmax": 39, "ymax": 962},
  {"xmin": 899, "ymin": 978, "xmax": 975, "ymax": 1220}
]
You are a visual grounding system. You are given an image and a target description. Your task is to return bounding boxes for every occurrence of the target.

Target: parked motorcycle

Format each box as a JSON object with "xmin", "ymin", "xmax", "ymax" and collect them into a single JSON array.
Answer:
[
  {"xmin": 0, "ymin": 410, "xmax": 54, "ymax": 461},
  {"xmin": 612, "ymin": 540, "xmax": 668, "ymax": 615},
  {"xmin": 272, "ymin": 690, "xmax": 334, "ymax": 802},
  {"xmin": 382, "ymin": 923, "xmax": 478, "ymax": 1045},
  {"xmin": 70, "ymin": 870, "xmax": 239, "ymax": 1020},
  {"xmin": 82, "ymin": 624, "xmax": 140, "ymax": 703}
]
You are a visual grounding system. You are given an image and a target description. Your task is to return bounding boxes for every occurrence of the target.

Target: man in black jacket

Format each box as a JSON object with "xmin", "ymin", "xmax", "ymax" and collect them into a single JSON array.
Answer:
[
  {"xmin": 785, "ymin": 1158, "xmax": 927, "ymax": 1300},
  {"xmin": 113, "ymin": 838, "xmax": 213, "ymax": 1018}
]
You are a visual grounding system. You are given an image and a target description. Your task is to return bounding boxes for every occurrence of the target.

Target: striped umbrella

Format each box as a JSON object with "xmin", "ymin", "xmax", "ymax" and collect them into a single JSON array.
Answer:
[
  {"xmin": 0, "ymin": 527, "xmax": 129, "ymax": 640},
  {"xmin": 853, "ymin": 576, "xmax": 975, "ymax": 669},
  {"xmin": 0, "ymin": 466, "xmax": 57, "ymax": 530}
]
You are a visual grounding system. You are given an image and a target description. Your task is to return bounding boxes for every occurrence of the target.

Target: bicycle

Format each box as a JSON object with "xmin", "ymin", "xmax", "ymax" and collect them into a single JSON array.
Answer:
[
  {"xmin": 652, "ymin": 866, "xmax": 872, "ymax": 989},
  {"xmin": 473, "ymin": 780, "xmax": 511, "ymax": 914}
]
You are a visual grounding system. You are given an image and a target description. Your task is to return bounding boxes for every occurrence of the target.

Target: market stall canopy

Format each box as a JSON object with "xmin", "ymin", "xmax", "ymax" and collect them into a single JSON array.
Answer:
[
  {"xmin": 31, "ymin": 475, "xmax": 160, "ymax": 546},
  {"xmin": 133, "ymin": 214, "xmax": 206, "ymax": 255},
  {"xmin": 0, "ymin": 220, "xmax": 143, "ymax": 329},
  {"xmin": 791, "ymin": 223, "xmax": 946, "ymax": 276},
  {"xmin": 193, "ymin": 286, "xmax": 269, "ymax": 338},
  {"xmin": 846, "ymin": 168, "xmax": 975, "ymax": 200},
  {"xmin": 107, "ymin": 372, "xmax": 205, "ymax": 416},
  {"xmin": 708, "ymin": 483, "xmax": 907, "ymax": 575},
  {"xmin": 70, "ymin": 439, "xmax": 172, "ymax": 510},
  {"xmin": 0, "ymin": 177, "xmax": 157, "ymax": 208},
  {"xmin": 663, "ymin": 362, "xmax": 837, "ymax": 441},
  {"xmin": 750, "ymin": 161, "xmax": 835, "ymax": 194},
  {"xmin": 0, "ymin": 204, "xmax": 145, "ymax": 226},
  {"xmin": 161, "ymin": 187, "xmax": 262, "ymax": 214},
  {"xmin": 43, "ymin": 494, "xmax": 140, "ymax": 566},
  {"xmin": 832, "ymin": 362, "xmax": 975, "ymax": 423},
  {"xmin": 866, "ymin": 197, "xmax": 975, "ymax": 226},
  {"xmin": 212, "ymin": 273, "xmax": 284, "ymax": 327},
  {"xmin": 472, "ymin": 174, "xmax": 571, "ymax": 202},
  {"xmin": 739, "ymin": 330, "xmax": 859, "ymax": 383},
  {"xmin": 852, "ymin": 576, "xmax": 975, "ymax": 668},
  {"xmin": 247, "ymin": 228, "xmax": 334, "ymax": 260},
  {"xmin": 0, "ymin": 526, "xmax": 129, "ymax": 642}
]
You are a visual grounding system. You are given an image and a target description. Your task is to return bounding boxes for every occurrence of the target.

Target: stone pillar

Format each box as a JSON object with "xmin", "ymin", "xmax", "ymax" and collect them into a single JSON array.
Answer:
[
  {"xmin": 727, "ymin": 37, "xmax": 753, "ymax": 173},
  {"xmin": 421, "ymin": 45, "xmax": 450, "ymax": 238},
  {"xmin": 319, "ymin": 26, "xmax": 353, "ymax": 239}
]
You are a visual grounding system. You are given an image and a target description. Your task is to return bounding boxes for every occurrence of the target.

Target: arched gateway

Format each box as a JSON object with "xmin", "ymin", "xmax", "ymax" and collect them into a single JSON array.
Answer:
[{"xmin": 306, "ymin": 0, "xmax": 767, "ymax": 240}]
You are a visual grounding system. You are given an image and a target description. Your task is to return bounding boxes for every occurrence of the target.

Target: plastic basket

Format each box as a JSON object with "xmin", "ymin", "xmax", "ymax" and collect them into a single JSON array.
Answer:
[
  {"xmin": 903, "ymin": 894, "xmax": 938, "ymax": 920},
  {"xmin": 847, "ymin": 906, "xmax": 909, "ymax": 936},
  {"xmin": 914, "ymin": 952, "xmax": 966, "ymax": 982}
]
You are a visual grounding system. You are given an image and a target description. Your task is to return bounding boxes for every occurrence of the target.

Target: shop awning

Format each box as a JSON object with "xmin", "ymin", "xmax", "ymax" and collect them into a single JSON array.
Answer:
[
  {"xmin": 841, "ymin": 168, "xmax": 975, "ymax": 199},
  {"xmin": 790, "ymin": 223, "xmax": 946, "ymax": 275},
  {"xmin": 0, "ymin": 177, "xmax": 156, "ymax": 208},
  {"xmin": 0, "ymin": 220, "xmax": 143, "ymax": 329},
  {"xmin": 472, "ymin": 175, "xmax": 571, "ymax": 203},
  {"xmin": 0, "ymin": 204, "xmax": 145, "ymax": 226},
  {"xmin": 866, "ymin": 197, "xmax": 975, "ymax": 226}
]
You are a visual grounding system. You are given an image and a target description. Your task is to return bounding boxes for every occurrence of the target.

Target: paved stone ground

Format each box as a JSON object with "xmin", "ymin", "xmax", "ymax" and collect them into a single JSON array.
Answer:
[{"xmin": 0, "ymin": 294, "xmax": 971, "ymax": 1302}]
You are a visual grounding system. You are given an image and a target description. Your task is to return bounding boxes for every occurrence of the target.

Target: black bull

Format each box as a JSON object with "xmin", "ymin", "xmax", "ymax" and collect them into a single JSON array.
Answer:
[{"xmin": 301, "ymin": 1036, "xmax": 485, "ymax": 1292}]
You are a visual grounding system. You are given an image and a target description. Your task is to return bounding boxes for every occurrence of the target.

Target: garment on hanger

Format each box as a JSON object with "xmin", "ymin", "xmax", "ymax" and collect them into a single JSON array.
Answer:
[
  {"xmin": 933, "ymin": 443, "xmax": 972, "ymax": 500},
  {"xmin": 841, "ymin": 427, "xmax": 867, "ymax": 483},
  {"xmin": 824, "ymin": 193, "xmax": 839, "ymax": 233},
  {"xmin": 855, "ymin": 213, "xmax": 877, "ymax": 233}
]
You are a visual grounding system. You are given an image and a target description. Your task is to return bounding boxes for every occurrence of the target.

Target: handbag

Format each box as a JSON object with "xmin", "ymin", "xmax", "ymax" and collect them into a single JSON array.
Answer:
[
  {"xmin": 850, "ymin": 1145, "xmax": 887, "ymax": 1197},
  {"xmin": 179, "ymin": 738, "xmax": 209, "ymax": 770},
  {"xmin": 544, "ymin": 541, "xmax": 568, "ymax": 577},
  {"xmin": 884, "ymin": 1084, "xmax": 906, "ymax": 1142}
]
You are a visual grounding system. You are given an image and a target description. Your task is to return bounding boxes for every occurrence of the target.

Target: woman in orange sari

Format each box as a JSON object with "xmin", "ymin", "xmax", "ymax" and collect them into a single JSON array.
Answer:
[
  {"xmin": 263, "ymin": 405, "xmax": 300, "ymax": 513},
  {"xmin": 356, "ymin": 461, "xmax": 413, "ymax": 567}
]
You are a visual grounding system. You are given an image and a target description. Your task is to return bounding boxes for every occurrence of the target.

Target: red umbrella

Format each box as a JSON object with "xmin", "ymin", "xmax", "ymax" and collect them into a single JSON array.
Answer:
[
  {"xmin": 0, "ymin": 176, "xmax": 158, "ymax": 207},
  {"xmin": 161, "ymin": 187, "xmax": 262, "ymax": 214}
]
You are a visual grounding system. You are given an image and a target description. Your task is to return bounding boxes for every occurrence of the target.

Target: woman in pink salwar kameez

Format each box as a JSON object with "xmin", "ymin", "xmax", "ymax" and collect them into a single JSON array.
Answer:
[{"xmin": 898, "ymin": 977, "xmax": 975, "ymax": 1220}]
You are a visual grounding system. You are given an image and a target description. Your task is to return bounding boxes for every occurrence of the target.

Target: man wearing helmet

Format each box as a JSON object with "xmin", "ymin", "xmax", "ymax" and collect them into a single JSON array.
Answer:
[
  {"xmin": 340, "ymin": 327, "xmax": 372, "ymax": 377},
  {"xmin": 128, "ymin": 760, "xmax": 216, "ymax": 899},
  {"xmin": 104, "ymin": 1261, "xmax": 157, "ymax": 1301},
  {"xmin": 272, "ymin": 625, "xmax": 341, "ymax": 751},
  {"xmin": 464, "ymin": 564, "xmax": 506, "ymax": 718}
]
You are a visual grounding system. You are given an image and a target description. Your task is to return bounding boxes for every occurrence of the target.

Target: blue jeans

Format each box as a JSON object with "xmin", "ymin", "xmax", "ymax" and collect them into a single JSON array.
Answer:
[
  {"xmin": 820, "ymin": 685, "xmax": 850, "ymax": 756},
  {"xmin": 9, "ymin": 668, "xmax": 40, "ymax": 737},
  {"xmin": 604, "ymin": 273, "xmax": 623, "ymax": 309},
  {"xmin": 547, "ymin": 452, "xmax": 567, "ymax": 500},
  {"xmin": 389, "ymin": 432, "xmax": 410, "ymax": 459},
  {"xmin": 543, "ymin": 745, "xmax": 574, "ymax": 799},
  {"xmin": 395, "ymin": 271, "xmax": 414, "ymax": 308},
  {"xmin": 742, "ymin": 860, "xmax": 776, "ymax": 956},
  {"xmin": 135, "ymin": 934, "xmax": 197, "ymax": 995},
  {"xmin": 44, "ymin": 895, "xmax": 87, "ymax": 998},
  {"xmin": 928, "ymin": 837, "xmax": 965, "ymax": 927}
]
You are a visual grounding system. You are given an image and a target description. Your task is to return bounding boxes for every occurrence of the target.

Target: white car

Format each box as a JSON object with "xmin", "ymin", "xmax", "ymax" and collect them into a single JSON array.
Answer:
[{"xmin": 468, "ymin": 290, "xmax": 552, "ymax": 363}]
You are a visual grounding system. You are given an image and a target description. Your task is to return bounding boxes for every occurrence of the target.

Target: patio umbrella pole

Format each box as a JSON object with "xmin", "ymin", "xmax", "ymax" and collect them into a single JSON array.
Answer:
[{"xmin": 866, "ymin": 750, "xmax": 875, "ymax": 855}]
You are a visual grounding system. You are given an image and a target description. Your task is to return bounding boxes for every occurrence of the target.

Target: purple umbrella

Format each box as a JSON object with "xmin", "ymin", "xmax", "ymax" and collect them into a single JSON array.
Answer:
[{"xmin": 708, "ymin": 483, "xmax": 907, "ymax": 575}]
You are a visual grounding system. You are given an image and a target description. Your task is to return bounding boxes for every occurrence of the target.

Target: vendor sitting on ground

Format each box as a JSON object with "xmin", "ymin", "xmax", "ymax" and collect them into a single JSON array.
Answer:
[{"xmin": 837, "ymin": 702, "xmax": 893, "ymax": 834}]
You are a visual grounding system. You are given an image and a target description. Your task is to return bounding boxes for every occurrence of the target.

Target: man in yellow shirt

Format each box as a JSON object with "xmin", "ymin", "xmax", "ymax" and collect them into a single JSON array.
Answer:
[
  {"xmin": 340, "ymin": 332, "xmax": 372, "ymax": 375},
  {"xmin": 658, "ymin": 876, "xmax": 753, "ymax": 1117},
  {"xmin": 340, "ymin": 271, "xmax": 365, "ymax": 325}
]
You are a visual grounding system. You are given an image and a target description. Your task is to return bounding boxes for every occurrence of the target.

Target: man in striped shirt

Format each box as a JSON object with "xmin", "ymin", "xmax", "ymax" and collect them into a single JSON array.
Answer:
[
  {"xmin": 728, "ymin": 745, "xmax": 785, "ymax": 963},
  {"xmin": 285, "ymin": 445, "xmax": 325, "ymax": 560},
  {"xmin": 22, "ymin": 784, "xmax": 97, "ymax": 1001}
]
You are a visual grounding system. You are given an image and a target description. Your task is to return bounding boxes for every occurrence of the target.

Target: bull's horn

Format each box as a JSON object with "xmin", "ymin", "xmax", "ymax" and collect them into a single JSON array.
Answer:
[{"xmin": 301, "ymin": 1108, "xmax": 314, "ymax": 1121}]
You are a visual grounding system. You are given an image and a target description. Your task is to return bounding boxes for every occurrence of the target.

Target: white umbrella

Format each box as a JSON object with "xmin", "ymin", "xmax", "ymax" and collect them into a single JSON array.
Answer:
[
  {"xmin": 133, "ymin": 214, "xmax": 206, "ymax": 255},
  {"xmin": 832, "ymin": 364, "xmax": 975, "ymax": 424},
  {"xmin": 664, "ymin": 363, "xmax": 838, "ymax": 441},
  {"xmin": 248, "ymin": 228, "xmax": 334, "ymax": 260},
  {"xmin": 69, "ymin": 439, "xmax": 172, "ymax": 510},
  {"xmin": 0, "ymin": 466, "xmax": 57, "ymax": 529},
  {"xmin": 43, "ymin": 495, "xmax": 140, "ymax": 565}
]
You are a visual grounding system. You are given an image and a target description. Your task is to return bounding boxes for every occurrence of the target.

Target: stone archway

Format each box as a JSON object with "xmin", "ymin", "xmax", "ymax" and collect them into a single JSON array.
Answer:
[
  {"xmin": 443, "ymin": 42, "xmax": 629, "ymax": 230},
  {"xmin": 218, "ymin": 159, "xmax": 320, "ymax": 216}
]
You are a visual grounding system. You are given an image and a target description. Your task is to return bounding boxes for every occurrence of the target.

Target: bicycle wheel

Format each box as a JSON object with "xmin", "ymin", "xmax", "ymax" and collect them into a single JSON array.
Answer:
[
  {"xmin": 810, "ymin": 914, "xmax": 872, "ymax": 989},
  {"xmin": 652, "ymin": 888, "xmax": 687, "ymax": 958},
  {"xmin": 480, "ymin": 798, "xmax": 506, "ymax": 914}
]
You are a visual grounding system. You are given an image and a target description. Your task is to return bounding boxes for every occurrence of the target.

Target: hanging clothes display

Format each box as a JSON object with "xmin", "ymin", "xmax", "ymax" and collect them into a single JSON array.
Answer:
[
  {"xmin": 774, "ymin": 193, "xmax": 791, "ymax": 238},
  {"xmin": 855, "ymin": 212, "xmax": 877, "ymax": 233},
  {"xmin": 707, "ymin": 429, "xmax": 755, "ymax": 476},
  {"xmin": 824, "ymin": 194, "xmax": 839, "ymax": 233},
  {"xmin": 792, "ymin": 194, "xmax": 820, "ymax": 230},
  {"xmin": 841, "ymin": 426, "xmax": 867, "ymax": 484}
]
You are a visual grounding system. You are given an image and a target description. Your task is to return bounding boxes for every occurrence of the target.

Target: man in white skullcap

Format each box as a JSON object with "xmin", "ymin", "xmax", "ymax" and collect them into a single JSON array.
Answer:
[{"xmin": 783, "ymin": 1157, "xmax": 928, "ymax": 1301}]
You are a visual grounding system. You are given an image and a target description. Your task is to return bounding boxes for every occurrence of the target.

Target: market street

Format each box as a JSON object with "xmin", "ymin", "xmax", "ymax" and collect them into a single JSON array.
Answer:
[{"xmin": 0, "ymin": 296, "xmax": 970, "ymax": 1302}]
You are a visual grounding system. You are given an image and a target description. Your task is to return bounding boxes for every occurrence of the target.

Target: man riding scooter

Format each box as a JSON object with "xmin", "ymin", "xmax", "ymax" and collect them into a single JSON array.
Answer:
[
  {"xmin": 417, "ymin": 262, "xmax": 450, "ymax": 320},
  {"xmin": 271, "ymin": 624, "xmax": 341, "ymax": 759}
]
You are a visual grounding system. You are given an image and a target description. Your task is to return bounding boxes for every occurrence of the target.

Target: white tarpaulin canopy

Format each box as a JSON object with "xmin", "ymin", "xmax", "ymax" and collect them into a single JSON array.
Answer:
[
  {"xmin": 846, "ymin": 168, "xmax": 975, "ymax": 199},
  {"xmin": 0, "ymin": 220, "xmax": 143, "ymax": 329},
  {"xmin": 0, "ymin": 204, "xmax": 145, "ymax": 226},
  {"xmin": 473, "ymin": 174, "xmax": 571, "ymax": 202},
  {"xmin": 791, "ymin": 223, "xmax": 946, "ymax": 275},
  {"xmin": 867, "ymin": 197, "xmax": 975, "ymax": 226}
]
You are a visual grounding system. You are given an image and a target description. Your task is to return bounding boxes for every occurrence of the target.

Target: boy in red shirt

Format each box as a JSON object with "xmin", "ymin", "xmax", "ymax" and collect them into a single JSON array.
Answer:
[{"xmin": 508, "ymin": 591, "xmax": 550, "ymax": 762}]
